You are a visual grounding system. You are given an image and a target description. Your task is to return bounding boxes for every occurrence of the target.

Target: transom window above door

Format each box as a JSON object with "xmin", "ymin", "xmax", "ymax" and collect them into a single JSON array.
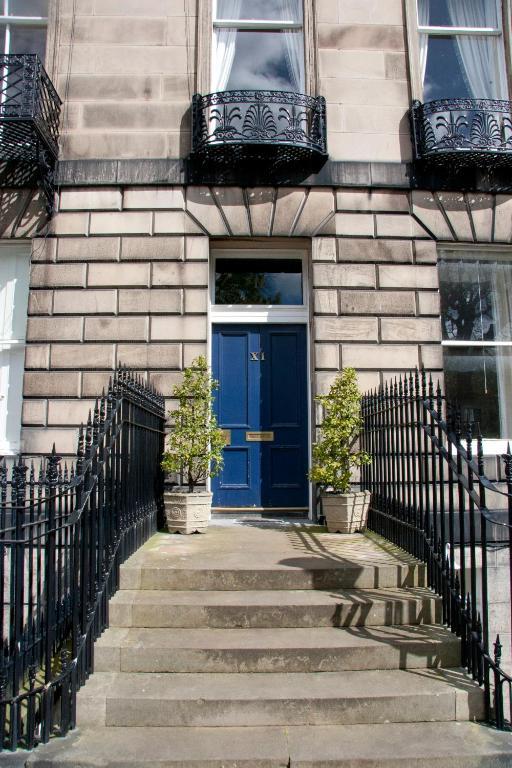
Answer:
[
  {"xmin": 417, "ymin": 0, "xmax": 508, "ymax": 101},
  {"xmin": 212, "ymin": 0, "xmax": 305, "ymax": 92},
  {"xmin": 215, "ymin": 258, "xmax": 303, "ymax": 305},
  {"xmin": 210, "ymin": 250, "xmax": 308, "ymax": 323},
  {"xmin": 0, "ymin": 1, "xmax": 48, "ymax": 63}
]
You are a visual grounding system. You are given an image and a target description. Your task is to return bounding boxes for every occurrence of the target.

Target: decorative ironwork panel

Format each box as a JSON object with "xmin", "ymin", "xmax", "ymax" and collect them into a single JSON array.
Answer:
[
  {"xmin": 0, "ymin": 55, "xmax": 62, "ymax": 214},
  {"xmin": 192, "ymin": 90, "xmax": 327, "ymax": 164},
  {"xmin": 410, "ymin": 98, "xmax": 512, "ymax": 168},
  {"xmin": 361, "ymin": 371, "xmax": 512, "ymax": 730},
  {"xmin": 0, "ymin": 369, "xmax": 166, "ymax": 752}
]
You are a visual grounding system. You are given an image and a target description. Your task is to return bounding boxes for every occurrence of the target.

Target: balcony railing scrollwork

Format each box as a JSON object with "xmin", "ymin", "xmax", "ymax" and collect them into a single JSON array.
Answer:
[
  {"xmin": 0, "ymin": 54, "xmax": 62, "ymax": 214},
  {"xmin": 410, "ymin": 98, "xmax": 512, "ymax": 170},
  {"xmin": 190, "ymin": 90, "xmax": 327, "ymax": 181}
]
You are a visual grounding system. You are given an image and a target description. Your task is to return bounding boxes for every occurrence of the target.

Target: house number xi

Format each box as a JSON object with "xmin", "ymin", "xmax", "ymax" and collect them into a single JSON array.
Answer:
[{"xmin": 250, "ymin": 351, "xmax": 265, "ymax": 361}]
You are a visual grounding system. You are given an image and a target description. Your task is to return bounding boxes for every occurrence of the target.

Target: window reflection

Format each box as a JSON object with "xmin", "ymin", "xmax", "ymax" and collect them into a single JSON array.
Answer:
[
  {"xmin": 10, "ymin": 1, "xmax": 48, "ymax": 15},
  {"xmin": 215, "ymin": 258, "xmax": 302, "ymax": 305},
  {"xmin": 216, "ymin": 0, "xmax": 303, "ymax": 22},
  {"xmin": 440, "ymin": 252, "xmax": 512, "ymax": 439},
  {"xmin": 419, "ymin": 0, "xmax": 497, "ymax": 28},
  {"xmin": 439, "ymin": 260, "xmax": 512, "ymax": 342},
  {"xmin": 224, "ymin": 30, "xmax": 304, "ymax": 91},
  {"xmin": 417, "ymin": 0, "xmax": 507, "ymax": 101},
  {"xmin": 444, "ymin": 346, "xmax": 512, "ymax": 438},
  {"xmin": 9, "ymin": 25, "xmax": 46, "ymax": 60}
]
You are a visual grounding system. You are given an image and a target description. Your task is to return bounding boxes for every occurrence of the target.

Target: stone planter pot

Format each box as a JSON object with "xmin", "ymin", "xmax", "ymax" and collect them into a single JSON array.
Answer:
[
  {"xmin": 164, "ymin": 490, "xmax": 212, "ymax": 534},
  {"xmin": 322, "ymin": 490, "xmax": 371, "ymax": 534}
]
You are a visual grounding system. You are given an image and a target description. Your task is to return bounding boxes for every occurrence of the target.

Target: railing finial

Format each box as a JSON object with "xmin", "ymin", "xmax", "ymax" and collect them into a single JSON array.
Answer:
[{"xmin": 494, "ymin": 635, "xmax": 502, "ymax": 667}]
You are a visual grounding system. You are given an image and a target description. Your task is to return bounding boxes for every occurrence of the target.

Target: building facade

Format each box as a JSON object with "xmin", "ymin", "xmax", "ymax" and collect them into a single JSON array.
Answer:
[{"xmin": 2, "ymin": 0, "xmax": 511, "ymax": 514}]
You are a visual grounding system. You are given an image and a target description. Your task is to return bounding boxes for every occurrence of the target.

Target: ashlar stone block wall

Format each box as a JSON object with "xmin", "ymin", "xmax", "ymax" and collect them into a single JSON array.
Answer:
[
  {"xmin": 54, "ymin": 0, "xmax": 411, "ymax": 164},
  {"xmin": 22, "ymin": 184, "xmax": 447, "ymax": 456},
  {"xmin": 317, "ymin": 0, "xmax": 411, "ymax": 162},
  {"xmin": 23, "ymin": 186, "xmax": 208, "ymax": 455},
  {"xmin": 23, "ymin": 184, "xmax": 510, "ymax": 456},
  {"xmin": 55, "ymin": 0, "xmax": 197, "ymax": 160}
]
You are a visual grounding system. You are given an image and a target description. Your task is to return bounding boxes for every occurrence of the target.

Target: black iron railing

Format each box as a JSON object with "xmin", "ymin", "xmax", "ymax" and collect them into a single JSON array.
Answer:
[
  {"xmin": 190, "ymin": 90, "xmax": 327, "ymax": 181},
  {"xmin": 361, "ymin": 370, "xmax": 512, "ymax": 729},
  {"xmin": 0, "ymin": 54, "xmax": 62, "ymax": 213},
  {"xmin": 410, "ymin": 98, "xmax": 512, "ymax": 168},
  {"xmin": 0, "ymin": 368, "xmax": 165, "ymax": 751}
]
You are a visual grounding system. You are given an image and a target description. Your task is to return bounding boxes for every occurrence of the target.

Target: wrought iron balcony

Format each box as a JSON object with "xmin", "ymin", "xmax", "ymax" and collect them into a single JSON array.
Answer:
[
  {"xmin": 410, "ymin": 98, "xmax": 512, "ymax": 169},
  {"xmin": 0, "ymin": 54, "xmax": 62, "ymax": 212},
  {"xmin": 190, "ymin": 90, "xmax": 327, "ymax": 182}
]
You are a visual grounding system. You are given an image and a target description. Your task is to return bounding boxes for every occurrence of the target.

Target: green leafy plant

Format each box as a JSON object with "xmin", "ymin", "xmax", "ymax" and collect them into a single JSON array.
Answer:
[
  {"xmin": 309, "ymin": 367, "xmax": 370, "ymax": 494},
  {"xmin": 161, "ymin": 356, "xmax": 225, "ymax": 492}
]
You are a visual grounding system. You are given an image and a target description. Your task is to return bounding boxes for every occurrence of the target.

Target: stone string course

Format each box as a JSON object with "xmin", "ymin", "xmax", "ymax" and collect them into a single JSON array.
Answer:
[{"xmin": 21, "ymin": 184, "xmax": 508, "ymax": 455}]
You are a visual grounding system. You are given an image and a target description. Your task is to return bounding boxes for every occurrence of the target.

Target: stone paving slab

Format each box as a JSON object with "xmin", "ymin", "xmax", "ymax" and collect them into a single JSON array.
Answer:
[
  {"xmin": 93, "ymin": 624, "xmax": 461, "ymax": 674},
  {"xmin": 75, "ymin": 668, "xmax": 484, "ymax": 728},
  {"xmin": 109, "ymin": 586, "xmax": 441, "ymax": 628},
  {"xmin": 123, "ymin": 523, "xmax": 423, "ymax": 570},
  {"xmin": 119, "ymin": 524, "xmax": 427, "ymax": 591},
  {"xmin": 22, "ymin": 723, "xmax": 512, "ymax": 767}
]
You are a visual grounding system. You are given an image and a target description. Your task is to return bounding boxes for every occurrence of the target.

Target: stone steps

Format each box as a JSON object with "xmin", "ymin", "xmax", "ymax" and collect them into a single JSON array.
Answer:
[
  {"xmin": 109, "ymin": 586, "xmax": 441, "ymax": 628},
  {"xmin": 94, "ymin": 624, "xmax": 461, "ymax": 673},
  {"xmin": 120, "ymin": 562, "xmax": 428, "ymax": 591},
  {"xmin": 76, "ymin": 668, "xmax": 484, "ymax": 728},
  {"xmin": 26, "ymin": 723, "xmax": 512, "ymax": 767},
  {"xmin": 22, "ymin": 527, "xmax": 512, "ymax": 766}
]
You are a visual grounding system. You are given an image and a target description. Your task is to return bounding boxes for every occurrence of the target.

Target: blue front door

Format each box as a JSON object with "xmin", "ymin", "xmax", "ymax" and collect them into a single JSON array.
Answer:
[{"xmin": 212, "ymin": 324, "xmax": 309, "ymax": 508}]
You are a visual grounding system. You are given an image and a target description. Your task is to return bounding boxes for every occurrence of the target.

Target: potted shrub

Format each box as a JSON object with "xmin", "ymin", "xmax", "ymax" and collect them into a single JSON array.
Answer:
[
  {"xmin": 161, "ymin": 356, "xmax": 225, "ymax": 533},
  {"xmin": 310, "ymin": 367, "xmax": 371, "ymax": 533}
]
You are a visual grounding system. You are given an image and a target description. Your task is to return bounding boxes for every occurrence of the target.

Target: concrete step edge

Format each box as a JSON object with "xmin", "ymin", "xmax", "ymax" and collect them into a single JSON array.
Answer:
[{"xmin": 23, "ymin": 723, "xmax": 512, "ymax": 767}]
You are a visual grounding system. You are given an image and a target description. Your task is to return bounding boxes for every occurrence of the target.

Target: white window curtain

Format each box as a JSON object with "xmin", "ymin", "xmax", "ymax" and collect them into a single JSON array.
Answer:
[
  {"xmin": 417, "ymin": 0, "xmax": 430, "ymax": 89},
  {"xmin": 446, "ymin": 0, "xmax": 508, "ymax": 99},
  {"xmin": 282, "ymin": 0, "xmax": 304, "ymax": 91},
  {"xmin": 212, "ymin": 0, "xmax": 242, "ymax": 91}
]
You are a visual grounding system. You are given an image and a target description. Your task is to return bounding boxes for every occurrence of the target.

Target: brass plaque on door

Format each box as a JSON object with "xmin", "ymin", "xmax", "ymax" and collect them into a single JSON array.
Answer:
[
  {"xmin": 246, "ymin": 431, "xmax": 274, "ymax": 442},
  {"xmin": 221, "ymin": 430, "xmax": 231, "ymax": 446}
]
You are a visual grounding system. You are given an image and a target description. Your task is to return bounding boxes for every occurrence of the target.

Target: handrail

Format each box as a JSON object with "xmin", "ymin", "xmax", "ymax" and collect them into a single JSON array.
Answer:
[
  {"xmin": 0, "ymin": 367, "xmax": 166, "ymax": 751},
  {"xmin": 361, "ymin": 369, "xmax": 512, "ymax": 729}
]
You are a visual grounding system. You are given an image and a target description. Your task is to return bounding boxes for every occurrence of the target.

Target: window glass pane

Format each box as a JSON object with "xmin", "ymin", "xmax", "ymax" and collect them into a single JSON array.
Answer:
[
  {"xmin": 223, "ymin": 29, "xmax": 304, "ymax": 90},
  {"xmin": 418, "ymin": 0, "xmax": 498, "ymax": 28},
  {"xmin": 423, "ymin": 36, "xmax": 472, "ymax": 99},
  {"xmin": 9, "ymin": 1, "xmax": 48, "ymax": 15},
  {"xmin": 423, "ymin": 33, "xmax": 506, "ymax": 99},
  {"xmin": 9, "ymin": 24, "xmax": 46, "ymax": 60},
  {"xmin": 439, "ymin": 259, "xmax": 512, "ymax": 342},
  {"xmin": 443, "ymin": 346, "xmax": 512, "ymax": 438},
  {"xmin": 216, "ymin": 0, "xmax": 302, "ymax": 22},
  {"xmin": 215, "ymin": 258, "xmax": 302, "ymax": 304}
]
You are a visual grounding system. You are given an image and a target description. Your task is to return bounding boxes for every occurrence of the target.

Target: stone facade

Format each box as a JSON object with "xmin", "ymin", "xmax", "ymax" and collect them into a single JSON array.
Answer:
[
  {"xmin": 53, "ymin": 0, "xmax": 410, "ymax": 163},
  {"xmin": 21, "ymin": 179, "xmax": 512, "ymax": 456}
]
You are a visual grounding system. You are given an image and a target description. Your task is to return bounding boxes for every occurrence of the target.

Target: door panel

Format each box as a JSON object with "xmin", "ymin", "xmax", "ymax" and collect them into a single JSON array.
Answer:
[
  {"xmin": 213, "ymin": 326, "xmax": 260, "ymax": 507},
  {"xmin": 212, "ymin": 324, "xmax": 308, "ymax": 508},
  {"xmin": 260, "ymin": 326, "xmax": 308, "ymax": 507},
  {"xmin": 217, "ymin": 331, "xmax": 250, "ymax": 426}
]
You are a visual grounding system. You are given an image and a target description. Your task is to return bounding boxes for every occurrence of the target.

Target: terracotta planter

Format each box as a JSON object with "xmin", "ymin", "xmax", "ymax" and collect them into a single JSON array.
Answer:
[
  {"xmin": 322, "ymin": 490, "xmax": 371, "ymax": 534},
  {"xmin": 164, "ymin": 490, "xmax": 212, "ymax": 534}
]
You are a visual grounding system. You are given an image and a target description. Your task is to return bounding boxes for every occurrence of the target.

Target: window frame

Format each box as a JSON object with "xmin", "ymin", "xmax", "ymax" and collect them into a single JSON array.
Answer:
[
  {"xmin": 0, "ymin": 0, "xmax": 48, "ymax": 60},
  {"xmin": 197, "ymin": 0, "xmax": 316, "ymax": 95},
  {"xmin": 209, "ymin": 248, "xmax": 309, "ymax": 324},
  {"xmin": 438, "ymin": 243, "xmax": 512, "ymax": 452},
  {"xmin": 405, "ymin": 0, "xmax": 512, "ymax": 101},
  {"xmin": 0, "ymin": 242, "xmax": 30, "ymax": 456}
]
